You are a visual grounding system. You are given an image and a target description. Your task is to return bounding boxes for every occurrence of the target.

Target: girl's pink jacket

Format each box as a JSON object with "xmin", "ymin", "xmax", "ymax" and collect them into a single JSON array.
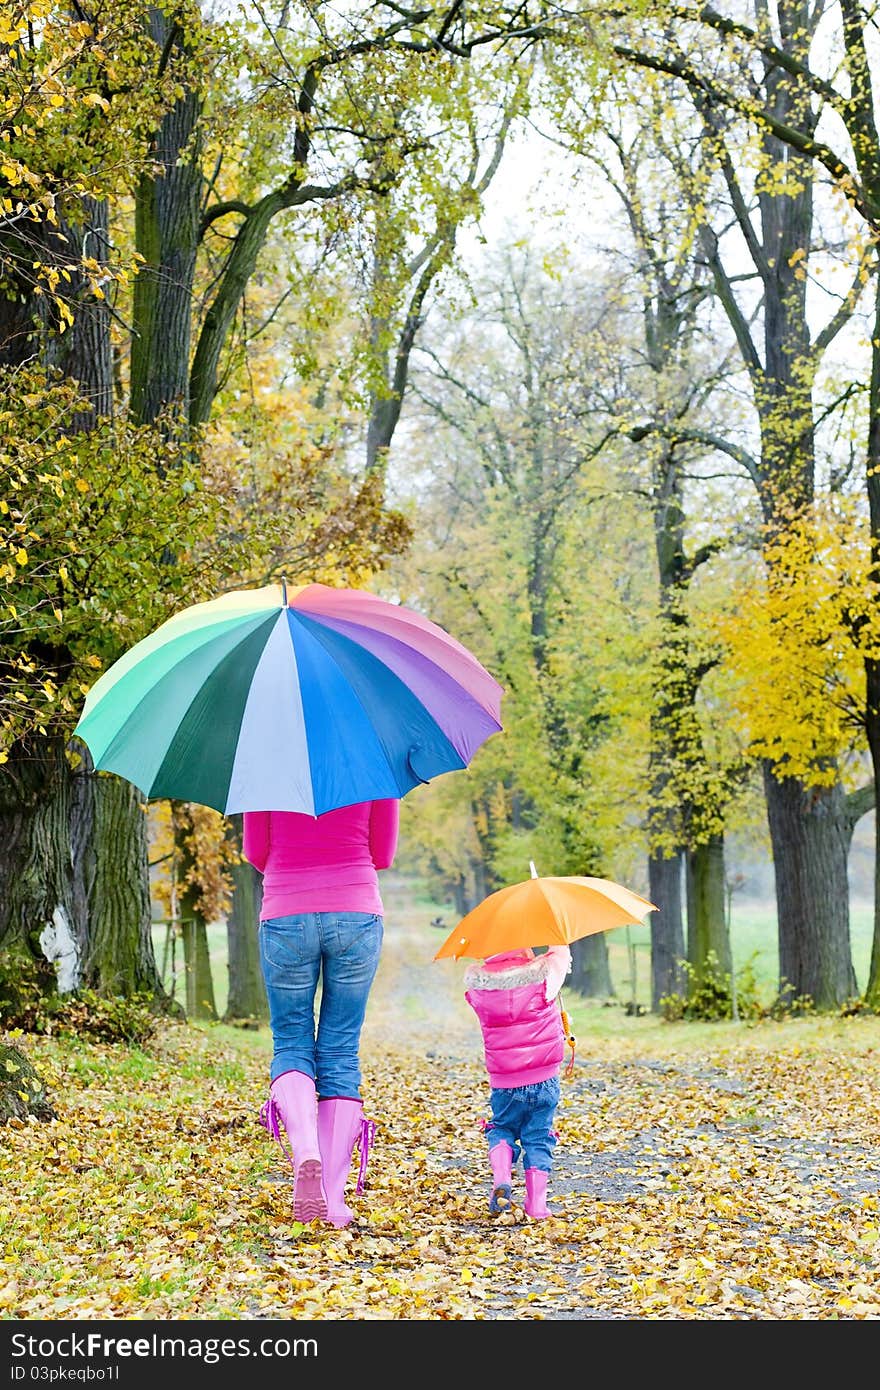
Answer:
[
  {"xmin": 242, "ymin": 800, "xmax": 399, "ymax": 921},
  {"xmin": 463, "ymin": 947, "xmax": 571, "ymax": 1089}
]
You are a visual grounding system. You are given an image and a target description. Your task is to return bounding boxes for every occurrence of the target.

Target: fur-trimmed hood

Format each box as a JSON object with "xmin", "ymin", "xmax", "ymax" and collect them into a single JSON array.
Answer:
[{"xmin": 463, "ymin": 955, "xmax": 550, "ymax": 992}]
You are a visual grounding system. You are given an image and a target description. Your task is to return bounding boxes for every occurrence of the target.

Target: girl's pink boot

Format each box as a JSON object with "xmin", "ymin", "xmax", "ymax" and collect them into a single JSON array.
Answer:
[
  {"xmin": 524, "ymin": 1168, "xmax": 551, "ymax": 1220},
  {"xmin": 488, "ymin": 1141, "xmax": 513, "ymax": 1215}
]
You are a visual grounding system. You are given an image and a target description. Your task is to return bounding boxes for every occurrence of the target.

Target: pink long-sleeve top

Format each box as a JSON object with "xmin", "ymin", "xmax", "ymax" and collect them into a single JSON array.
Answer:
[{"xmin": 242, "ymin": 800, "xmax": 400, "ymax": 921}]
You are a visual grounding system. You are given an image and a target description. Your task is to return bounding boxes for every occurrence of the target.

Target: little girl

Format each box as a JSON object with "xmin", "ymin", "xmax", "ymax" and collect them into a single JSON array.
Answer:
[{"xmin": 463, "ymin": 944, "xmax": 572, "ymax": 1220}]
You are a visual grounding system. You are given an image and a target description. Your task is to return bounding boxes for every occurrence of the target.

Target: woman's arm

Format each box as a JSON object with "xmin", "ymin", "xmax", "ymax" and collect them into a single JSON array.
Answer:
[
  {"xmin": 242, "ymin": 811, "xmax": 271, "ymax": 873},
  {"xmin": 369, "ymin": 798, "xmax": 400, "ymax": 869}
]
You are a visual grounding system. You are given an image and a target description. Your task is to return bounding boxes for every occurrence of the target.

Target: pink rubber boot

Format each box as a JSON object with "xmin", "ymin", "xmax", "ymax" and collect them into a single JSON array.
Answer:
[
  {"xmin": 524, "ymin": 1168, "xmax": 551, "ymax": 1220},
  {"xmin": 260, "ymin": 1070, "xmax": 327, "ymax": 1223},
  {"xmin": 488, "ymin": 1141, "xmax": 513, "ymax": 1215},
  {"xmin": 317, "ymin": 1097, "xmax": 367, "ymax": 1228}
]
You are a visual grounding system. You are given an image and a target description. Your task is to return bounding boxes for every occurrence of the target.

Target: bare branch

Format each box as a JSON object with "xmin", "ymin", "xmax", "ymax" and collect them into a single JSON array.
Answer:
[{"xmin": 628, "ymin": 419, "xmax": 761, "ymax": 485}]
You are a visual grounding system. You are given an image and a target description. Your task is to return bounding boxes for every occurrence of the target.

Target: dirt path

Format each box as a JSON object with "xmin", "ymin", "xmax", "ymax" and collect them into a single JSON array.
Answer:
[{"xmin": 363, "ymin": 874, "xmax": 479, "ymax": 1055}]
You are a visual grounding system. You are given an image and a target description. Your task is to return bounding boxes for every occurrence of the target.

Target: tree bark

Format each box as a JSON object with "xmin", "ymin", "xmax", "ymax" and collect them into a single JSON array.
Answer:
[
  {"xmin": 70, "ymin": 761, "xmax": 164, "ymax": 997},
  {"xmin": 175, "ymin": 828, "xmax": 218, "ymax": 1022},
  {"xmin": 223, "ymin": 814, "xmax": 268, "ymax": 1023},
  {"xmin": 54, "ymin": 194, "xmax": 164, "ymax": 1003},
  {"xmin": 0, "ymin": 180, "xmax": 165, "ymax": 1004},
  {"xmin": 0, "ymin": 1042, "xmax": 55, "ymax": 1123},
  {"xmin": 648, "ymin": 850, "xmax": 686, "ymax": 1011},
  {"xmin": 686, "ymin": 834, "xmax": 731, "ymax": 986},
  {"xmin": 704, "ymin": 10, "xmax": 854, "ymax": 1008},
  {"xmin": 865, "ymin": 672, "xmax": 880, "ymax": 1009},
  {"xmin": 0, "ymin": 739, "xmax": 78, "ymax": 966},
  {"xmin": 646, "ymin": 454, "xmax": 694, "ymax": 1009},
  {"xmin": 763, "ymin": 764, "xmax": 857, "ymax": 1009},
  {"xmin": 615, "ymin": 0, "xmax": 871, "ymax": 1009},
  {"xmin": 189, "ymin": 195, "xmax": 282, "ymax": 428},
  {"xmin": 130, "ymin": 9, "xmax": 201, "ymax": 429},
  {"xmin": 180, "ymin": 917, "xmax": 218, "ymax": 1021},
  {"xmin": 863, "ymin": 265, "xmax": 880, "ymax": 1008},
  {"xmin": 43, "ymin": 198, "xmax": 113, "ymax": 429}
]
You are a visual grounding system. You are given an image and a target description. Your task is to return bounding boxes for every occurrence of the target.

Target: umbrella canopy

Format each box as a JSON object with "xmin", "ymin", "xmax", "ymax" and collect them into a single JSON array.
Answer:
[
  {"xmin": 73, "ymin": 580, "xmax": 503, "ymax": 816},
  {"xmin": 433, "ymin": 875, "xmax": 657, "ymax": 961}
]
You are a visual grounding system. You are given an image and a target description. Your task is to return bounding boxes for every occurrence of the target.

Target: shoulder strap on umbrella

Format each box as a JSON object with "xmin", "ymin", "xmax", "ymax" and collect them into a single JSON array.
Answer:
[{"xmin": 558, "ymin": 989, "xmax": 576, "ymax": 1078}]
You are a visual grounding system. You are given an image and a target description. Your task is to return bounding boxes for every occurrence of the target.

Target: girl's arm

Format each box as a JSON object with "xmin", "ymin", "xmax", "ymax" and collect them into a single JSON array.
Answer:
[
  {"xmin": 369, "ymin": 798, "xmax": 400, "ymax": 869},
  {"xmin": 543, "ymin": 945, "xmax": 572, "ymax": 1001},
  {"xmin": 242, "ymin": 811, "xmax": 271, "ymax": 873}
]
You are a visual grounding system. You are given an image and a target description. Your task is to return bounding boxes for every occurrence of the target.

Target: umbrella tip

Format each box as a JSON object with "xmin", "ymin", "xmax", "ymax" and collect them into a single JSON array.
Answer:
[
  {"xmin": 281, "ymin": 576, "xmax": 288, "ymax": 607},
  {"xmin": 529, "ymin": 860, "xmax": 539, "ymax": 879}
]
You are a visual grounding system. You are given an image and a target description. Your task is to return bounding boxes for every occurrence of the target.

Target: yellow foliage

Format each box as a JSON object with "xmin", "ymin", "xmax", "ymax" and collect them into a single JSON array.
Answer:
[
  {"xmin": 149, "ymin": 803, "xmax": 239, "ymax": 927},
  {"xmin": 715, "ymin": 501, "xmax": 875, "ymax": 785}
]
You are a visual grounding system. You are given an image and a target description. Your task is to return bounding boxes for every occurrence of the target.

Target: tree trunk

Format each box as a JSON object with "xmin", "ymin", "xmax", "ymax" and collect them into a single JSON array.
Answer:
[
  {"xmin": 130, "ymin": 10, "xmax": 201, "ymax": 429},
  {"xmin": 180, "ymin": 916, "xmax": 218, "ymax": 1021},
  {"xmin": 53, "ymin": 192, "xmax": 164, "ymax": 1004},
  {"xmin": 648, "ymin": 850, "xmax": 686, "ymax": 1011},
  {"xmin": 686, "ymin": 834, "xmax": 731, "ymax": 986},
  {"xmin": 71, "ymin": 760, "xmax": 164, "ymax": 997},
  {"xmin": 569, "ymin": 933, "xmax": 614, "ymax": 999},
  {"xmin": 865, "ymin": 738, "xmax": 880, "ymax": 1010},
  {"xmin": 223, "ymin": 814, "xmax": 268, "ymax": 1023},
  {"xmin": 451, "ymin": 873, "xmax": 470, "ymax": 916},
  {"xmin": 0, "ymin": 1042, "xmax": 55, "ymax": 1123},
  {"xmin": 1, "ymin": 177, "xmax": 160, "ymax": 1007},
  {"xmin": 865, "ymin": 661, "xmax": 880, "ymax": 1009},
  {"xmin": 43, "ymin": 198, "xmax": 113, "ymax": 429},
  {"xmin": 0, "ymin": 739, "xmax": 79, "ymax": 971},
  {"xmin": 176, "ymin": 829, "xmax": 218, "ymax": 1022},
  {"xmin": 646, "ymin": 446, "xmax": 692, "ymax": 1012},
  {"xmin": 763, "ymin": 764, "xmax": 857, "ymax": 1009},
  {"xmin": 189, "ymin": 195, "xmax": 280, "ymax": 428},
  {"xmin": 862, "ymin": 267, "xmax": 880, "ymax": 1008}
]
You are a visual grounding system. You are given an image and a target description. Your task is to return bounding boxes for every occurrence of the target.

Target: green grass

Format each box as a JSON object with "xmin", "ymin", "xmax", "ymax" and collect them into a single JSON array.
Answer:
[
  {"xmin": 561, "ymin": 1000, "xmax": 880, "ymax": 1052},
  {"xmin": 597, "ymin": 901, "xmax": 876, "ymax": 1013},
  {"xmin": 595, "ymin": 895, "xmax": 873, "ymax": 1017}
]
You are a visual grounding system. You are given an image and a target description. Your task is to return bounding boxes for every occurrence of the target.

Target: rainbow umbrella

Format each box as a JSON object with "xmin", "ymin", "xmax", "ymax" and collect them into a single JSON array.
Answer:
[{"xmin": 73, "ymin": 580, "xmax": 503, "ymax": 815}]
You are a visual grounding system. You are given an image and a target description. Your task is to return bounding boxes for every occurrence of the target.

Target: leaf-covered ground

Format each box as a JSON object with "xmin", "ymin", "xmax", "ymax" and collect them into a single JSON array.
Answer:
[{"xmin": 2, "ymin": 888, "xmax": 880, "ymax": 1321}]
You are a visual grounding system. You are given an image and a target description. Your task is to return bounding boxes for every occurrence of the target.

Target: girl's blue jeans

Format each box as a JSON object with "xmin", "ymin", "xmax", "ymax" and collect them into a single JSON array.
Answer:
[
  {"xmin": 487, "ymin": 1075, "xmax": 561, "ymax": 1172},
  {"xmin": 258, "ymin": 911, "xmax": 383, "ymax": 1100}
]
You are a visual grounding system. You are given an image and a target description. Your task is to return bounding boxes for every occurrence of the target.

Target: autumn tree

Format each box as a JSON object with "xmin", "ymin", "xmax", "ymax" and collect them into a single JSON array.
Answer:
[
  {"xmin": 0, "ymin": 372, "xmax": 245, "ymax": 991},
  {"xmin": 392, "ymin": 248, "xmax": 671, "ymax": 996},
  {"xmin": 604, "ymin": 0, "xmax": 873, "ymax": 1008},
  {"xmin": 0, "ymin": 2, "xmax": 200, "ymax": 998},
  {"xmin": 612, "ymin": 0, "xmax": 880, "ymax": 1007},
  {"xmin": 542, "ymin": 72, "xmax": 762, "ymax": 1006},
  {"xmin": 1, "ymin": 0, "xmax": 543, "ymax": 1007},
  {"xmin": 715, "ymin": 501, "xmax": 877, "ymax": 1003}
]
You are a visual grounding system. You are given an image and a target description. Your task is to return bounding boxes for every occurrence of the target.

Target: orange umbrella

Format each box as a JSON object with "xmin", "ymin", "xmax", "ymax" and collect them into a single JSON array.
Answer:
[{"xmin": 433, "ymin": 873, "xmax": 658, "ymax": 961}]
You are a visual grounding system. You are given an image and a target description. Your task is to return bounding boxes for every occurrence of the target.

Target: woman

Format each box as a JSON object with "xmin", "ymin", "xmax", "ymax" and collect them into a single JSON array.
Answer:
[{"xmin": 243, "ymin": 798, "xmax": 399, "ymax": 1227}]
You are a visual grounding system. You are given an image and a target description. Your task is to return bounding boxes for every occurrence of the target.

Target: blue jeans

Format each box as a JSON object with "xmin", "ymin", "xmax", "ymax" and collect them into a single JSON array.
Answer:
[
  {"xmin": 487, "ymin": 1076, "xmax": 560, "ymax": 1172},
  {"xmin": 258, "ymin": 911, "xmax": 383, "ymax": 1099}
]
